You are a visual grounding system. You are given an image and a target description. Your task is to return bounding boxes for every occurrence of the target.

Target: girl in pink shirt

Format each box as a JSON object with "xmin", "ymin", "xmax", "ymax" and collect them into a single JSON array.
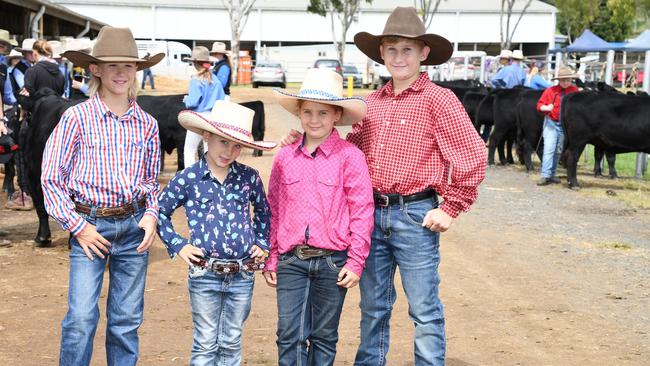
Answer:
[{"xmin": 263, "ymin": 69, "xmax": 374, "ymax": 365}]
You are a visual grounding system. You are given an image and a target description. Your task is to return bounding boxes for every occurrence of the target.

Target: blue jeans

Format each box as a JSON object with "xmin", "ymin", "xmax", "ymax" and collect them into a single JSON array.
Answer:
[
  {"xmin": 188, "ymin": 269, "xmax": 254, "ymax": 366},
  {"xmin": 276, "ymin": 250, "xmax": 348, "ymax": 366},
  {"xmin": 141, "ymin": 68, "xmax": 154, "ymax": 89},
  {"xmin": 541, "ymin": 116, "xmax": 565, "ymax": 179},
  {"xmin": 355, "ymin": 197, "xmax": 445, "ymax": 366},
  {"xmin": 59, "ymin": 207, "xmax": 148, "ymax": 366}
]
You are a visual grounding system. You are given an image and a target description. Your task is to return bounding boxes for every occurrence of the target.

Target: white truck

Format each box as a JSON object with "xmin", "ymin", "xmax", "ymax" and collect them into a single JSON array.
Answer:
[
  {"xmin": 135, "ymin": 40, "xmax": 193, "ymax": 79},
  {"xmin": 366, "ymin": 60, "xmax": 391, "ymax": 89}
]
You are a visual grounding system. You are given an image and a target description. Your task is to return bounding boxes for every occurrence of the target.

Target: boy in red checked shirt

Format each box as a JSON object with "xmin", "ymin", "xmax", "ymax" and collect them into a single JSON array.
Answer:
[
  {"xmin": 41, "ymin": 27, "xmax": 163, "ymax": 366},
  {"xmin": 282, "ymin": 7, "xmax": 486, "ymax": 366},
  {"xmin": 264, "ymin": 68, "xmax": 374, "ymax": 366}
]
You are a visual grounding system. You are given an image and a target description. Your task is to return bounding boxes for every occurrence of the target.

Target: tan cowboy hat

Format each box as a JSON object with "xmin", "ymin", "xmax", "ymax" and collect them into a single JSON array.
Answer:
[
  {"xmin": 209, "ymin": 41, "xmax": 231, "ymax": 55},
  {"xmin": 274, "ymin": 68, "xmax": 367, "ymax": 126},
  {"xmin": 354, "ymin": 6, "xmax": 452, "ymax": 66},
  {"xmin": 16, "ymin": 38, "xmax": 35, "ymax": 52},
  {"xmin": 0, "ymin": 29, "xmax": 17, "ymax": 47},
  {"xmin": 552, "ymin": 66, "xmax": 579, "ymax": 80},
  {"xmin": 498, "ymin": 49, "xmax": 512, "ymax": 59},
  {"xmin": 48, "ymin": 40, "xmax": 64, "ymax": 59},
  {"xmin": 6, "ymin": 49, "xmax": 22, "ymax": 60},
  {"xmin": 182, "ymin": 46, "xmax": 216, "ymax": 63},
  {"xmin": 62, "ymin": 27, "xmax": 164, "ymax": 71},
  {"xmin": 511, "ymin": 50, "xmax": 525, "ymax": 60},
  {"xmin": 178, "ymin": 100, "xmax": 277, "ymax": 151}
]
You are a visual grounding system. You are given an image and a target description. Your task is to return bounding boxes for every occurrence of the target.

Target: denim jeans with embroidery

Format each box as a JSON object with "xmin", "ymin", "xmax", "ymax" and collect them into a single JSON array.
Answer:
[
  {"xmin": 59, "ymin": 207, "xmax": 148, "ymax": 366},
  {"xmin": 355, "ymin": 197, "xmax": 445, "ymax": 366},
  {"xmin": 188, "ymin": 269, "xmax": 254, "ymax": 366},
  {"xmin": 275, "ymin": 250, "xmax": 348, "ymax": 366}
]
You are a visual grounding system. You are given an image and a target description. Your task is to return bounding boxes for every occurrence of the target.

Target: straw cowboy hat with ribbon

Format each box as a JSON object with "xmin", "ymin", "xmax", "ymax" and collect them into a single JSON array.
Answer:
[
  {"xmin": 354, "ymin": 6, "xmax": 453, "ymax": 66},
  {"xmin": 178, "ymin": 100, "xmax": 277, "ymax": 151},
  {"xmin": 274, "ymin": 68, "xmax": 367, "ymax": 126},
  {"xmin": 209, "ymin": 42, "xmax": 231, "ymax": 55},
  {"xmin": 0, "ymin": 29, "xmax": 17, "ymax": 47},
  {"xmin": 183, "ymin": 46, "xmax": 216, "ymax": 63},
  {"xmin": 552, "ymin": 66, "xmax": 579, "ymax": 80},
  {"xmin": 62, "ymin": 27, "xmax": 164, "ymax": 71}
]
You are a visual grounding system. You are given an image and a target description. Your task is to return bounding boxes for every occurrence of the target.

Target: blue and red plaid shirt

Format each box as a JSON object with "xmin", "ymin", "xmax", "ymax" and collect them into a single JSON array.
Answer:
[{"xmin": 41, "ymin": 94, "xmax": 161, "ymax": 235}]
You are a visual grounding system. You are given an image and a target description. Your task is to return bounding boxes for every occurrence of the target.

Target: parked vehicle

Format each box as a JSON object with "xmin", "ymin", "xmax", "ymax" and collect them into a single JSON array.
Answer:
[
  {"xmin": 342, "ymin": 64, "xmax": 363, "ymax": 88},
  {"xmin": 313, "ymin": 58, "xmax": 343, "ymax": 75},
  {"xmin": 136, "ymin": 40, "xmax": 192, "ymax": 78},
  {"xmin": 252, "ymin": 61, "xmax": 286, "ymax": 88}
]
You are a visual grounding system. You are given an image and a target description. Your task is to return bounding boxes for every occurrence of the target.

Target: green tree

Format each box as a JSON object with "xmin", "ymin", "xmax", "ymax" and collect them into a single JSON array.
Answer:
[
  {"xmin": 556, "ymin": 0, "xmax": 599, "ymax": 42},
  {"xmin": 590, "ymin": 0, "xmax": 635, "ymax": 41},
  {"xmin": 307, "ymin": 0, "xmax": 372, "ymax": 64}
]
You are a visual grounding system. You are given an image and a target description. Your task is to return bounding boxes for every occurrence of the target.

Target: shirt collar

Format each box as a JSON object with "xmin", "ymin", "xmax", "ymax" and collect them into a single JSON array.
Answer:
[
  {"xmin": 380, "ymin": 72, "xmax": 429, "ymax": 96},
  {"xmin": 198, "ymin": 154, "xmax": 238, "ymax": 181},
  {"xmin": 295, "ymin": 128, "xmax": 340, "ymax": 157},
  {"xmin": 91, "ymin": 93, "xmax": 142, "ymax": 122}
]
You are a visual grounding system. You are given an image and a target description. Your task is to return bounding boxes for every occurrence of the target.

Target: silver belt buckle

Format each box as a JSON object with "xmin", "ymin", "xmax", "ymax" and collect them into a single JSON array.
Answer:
[{"xmin": 295, "ymin": 246, "xmax": 308, "ymax": 260}]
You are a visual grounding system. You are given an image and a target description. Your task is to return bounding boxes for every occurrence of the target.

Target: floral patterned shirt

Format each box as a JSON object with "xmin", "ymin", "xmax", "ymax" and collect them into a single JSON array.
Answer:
[{"xmin": 157, "ymin": 156, "xmax": 271, "ymax": 260}]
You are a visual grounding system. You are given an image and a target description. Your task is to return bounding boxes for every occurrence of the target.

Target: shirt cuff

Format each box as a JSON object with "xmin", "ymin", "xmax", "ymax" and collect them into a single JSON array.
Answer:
[
  {"xmin": 69, "ymin": 217, "xmax": 88, "ymax": 236},
  {"xmin": 144, "ymin": 209, "xmax": 158, "ymax": 222},
  {"xmin": 440, "ymin": 200, "xmax": 463, "ymax": 218},
  {"xmin": 343, "ymin": 261, "xmax": 363, "ymax": 277}
]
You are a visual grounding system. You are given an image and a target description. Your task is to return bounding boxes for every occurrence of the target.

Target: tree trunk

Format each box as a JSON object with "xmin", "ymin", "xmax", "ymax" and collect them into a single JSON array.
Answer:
[{"xmin": 231, "ymin": 37, "xmax": 240, "ymax": 85}]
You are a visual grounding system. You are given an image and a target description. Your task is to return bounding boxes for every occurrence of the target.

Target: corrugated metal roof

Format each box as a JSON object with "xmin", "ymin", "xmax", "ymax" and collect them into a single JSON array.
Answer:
[
  {"xmin": 6, "ymin": 0, "xmax": 108, "ymax": 29},
  {"xmin": 50, "ymin": 0, "xmax": 555, "ymax": 13}
]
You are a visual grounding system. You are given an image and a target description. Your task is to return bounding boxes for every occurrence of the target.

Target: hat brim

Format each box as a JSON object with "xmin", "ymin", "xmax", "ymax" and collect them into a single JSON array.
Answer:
[
  {"xmin": 209, "ymin": 50, "xmax": 232, "ymax": 55},
  {"xmin": 552, "ymin": 74, "xmax": 579, "ymax": 80},
  {"xmin": 182, "ymin": 55, "xmax": 217, "ymax": 63},
  {"xmin": 273, "ymin": 89, "xmax": 367, "ymax": 126},
  {"xmin": 354, "ymin": 31, "xmax": 453, "ymax": 66},
  {"xmin": 0, "ymin": 39, "xmax": 17, "ymax": 47},
  {"xmin": 177, "ymin": 110, "xmax": 277, "ymax": 151},
  {"xmin": 61, "ymin": 50, "xmax": 165, "ymax": 71}
]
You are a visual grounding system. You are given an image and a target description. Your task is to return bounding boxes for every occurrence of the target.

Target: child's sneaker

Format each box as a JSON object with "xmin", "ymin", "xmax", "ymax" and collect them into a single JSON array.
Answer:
[{"xmin": 5, "ymin": 191, "xmax": 34, "ymax": 211}]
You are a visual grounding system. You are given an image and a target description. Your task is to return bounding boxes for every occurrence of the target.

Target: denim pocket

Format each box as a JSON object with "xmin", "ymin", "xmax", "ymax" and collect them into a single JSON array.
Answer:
[
  {"xmin": 240, "ymin": 270, "xmax": 256, "ymax": 281},
  {"xmin": 325, "ymin": 252, "xmax": 346, "ymax": 271},
  {"xmin": 403, "ymin": 198, "xmax": 438, "ymax": 227},
  {"xmin": 278, "ymin": 252, "xmax": 297, "ymax": 267}
]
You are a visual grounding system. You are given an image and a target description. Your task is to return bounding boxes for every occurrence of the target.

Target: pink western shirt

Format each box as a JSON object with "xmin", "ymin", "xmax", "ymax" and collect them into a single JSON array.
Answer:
[{"xmin": 266, "ymin": 129, "xmax": 374, "ymax": 276}]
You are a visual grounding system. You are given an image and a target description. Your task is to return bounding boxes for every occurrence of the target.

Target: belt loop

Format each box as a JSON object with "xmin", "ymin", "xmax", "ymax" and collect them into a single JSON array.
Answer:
[
  {"xmin": 132, "ymin": 199, "xmax": 140, "ymax": 213},
  {"xmin": 90, "ymin": 205, "xmax": 97, "ymax": 220},
  {"xmin": 399, "ymin": 195, "xmax": 404, "ymax": 210}
]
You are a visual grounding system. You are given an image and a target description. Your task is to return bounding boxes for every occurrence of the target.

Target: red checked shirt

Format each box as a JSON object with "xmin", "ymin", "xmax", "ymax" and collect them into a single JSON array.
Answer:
[
  {"xmin": 536, "ymin": 84, "xmax": 579, "ymax": 121},
  {"xmin": 347, "ymin": 72, "xmax": 487, "ymax": 218},
  {"xmin": 41, "ymin": 94, "xmax": 161, "ymax": 235},
  {"xmin": 266, "ymin": 129, "xmax": 374, "ymax": 276}
]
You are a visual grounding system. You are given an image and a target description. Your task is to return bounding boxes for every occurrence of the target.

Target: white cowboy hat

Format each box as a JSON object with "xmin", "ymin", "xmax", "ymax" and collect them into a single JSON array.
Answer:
[
  {"xmin": 6, "ymin": 49, "xmax": 22, "ymax": 60},
  {"xmin": 183, "ymin": 46, "xmax": 216, "ymax": 63},
  {"xmin": 62, "ymin": 27, "xmax": 164, "ymax": 71},
  {"xmin": 178, "ymin": 100, "xmax": 277, "ymax": 151},
  {"xmin": 48, "ymin": 40, "xmax": 64, "ymax": 58},
  {"xmin": 0, "ymin": 29, "xmax": 17, "ymax": 47},
  {"xmin": 498, "ymin": 49, "xmax": 512, "ymax": 59},
  {"xmin": 16, "ymin": 38, "xmax": 35, "ymax": 52},
  {"xmin": 552, "ymin": 66, "xmax": 579, "ymax": 80},
  {"xmin": 209, "ymin": 41, "xmax": 231, "ymax": 55},
  {"xmin": 273, "ymin": 68, "xmax": 367, "ymax": 126},
  {"xmin": 511, "ymin": 50, "xmax": 525, "ymax": 60},
  {"xmin": 64, "ymin": 38, "xmax": 93, "ymax": 54}
]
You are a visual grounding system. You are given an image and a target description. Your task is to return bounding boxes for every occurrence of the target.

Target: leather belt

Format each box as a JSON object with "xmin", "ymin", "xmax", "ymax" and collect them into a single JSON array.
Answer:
[
  {"xmin": 74, "ymin": 198, "xmax": 146, "ymax": 218},
  {"xmin": 373, "ymin": 189, "xmax": 436, "ymax": 207},
  {"xmin": 293, "ymin": 245, "xmax": 334, "ymax": 260},
  {"xmin": 207, "ymin": 260, "xmax": 265, "ymax": 274}
]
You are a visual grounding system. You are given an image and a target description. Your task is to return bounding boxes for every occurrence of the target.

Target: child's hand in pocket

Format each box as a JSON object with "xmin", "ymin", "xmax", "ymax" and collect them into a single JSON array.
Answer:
[
  {"xmin": 179, "ymin": 244, "xmax": 205, "ymax": 266},
  {"xmin": 263, "ymin": 271, "xmax": 277, "ymax": 287},
  {"xmin": 249, "ymin": 245, "xmax": 268, "ymax": 262},
  {"xmin": 336, "ymin": 268, "xmax": 360, "ymax": 288}
]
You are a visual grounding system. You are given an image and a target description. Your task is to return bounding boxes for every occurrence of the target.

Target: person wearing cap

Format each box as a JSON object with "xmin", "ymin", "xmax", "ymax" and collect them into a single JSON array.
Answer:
[
  {"xmin": 11, "ymin": 38, "xmax": 35, "ymax": 101},
  {"xmin": 491, "ymin": 49, "xmax": 526, "ymax": 89},
  {"xmin": 157, "ymin": 100, "xmax": 275, "ymax": 364},
  {"xmin": 329, "ymin": 6, "xmax": 484, "ymax": 365},
  {"xmin": 536, "ymin": 66, "xmax": 579, "ymax": 186},
  {"xmin": 209, "ymin": 41, "xmax": 232, "ymax": 98},
  {"xmin": 264, "ymin": 68, "xmax": 374, "ymax": 365},
  {"xmin": 40, "ymin": 26, "xmax": 164, "ymax": 366},
  {"xmin": 182, "ymin": 46, "xmax": 226, "ymax": 168}
]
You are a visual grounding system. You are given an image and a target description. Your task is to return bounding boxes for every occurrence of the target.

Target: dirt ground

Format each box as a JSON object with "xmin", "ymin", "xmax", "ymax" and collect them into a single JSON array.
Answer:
[{"xmin": 1, "ymin": 83, "xmax": 649, "ymax": 365}]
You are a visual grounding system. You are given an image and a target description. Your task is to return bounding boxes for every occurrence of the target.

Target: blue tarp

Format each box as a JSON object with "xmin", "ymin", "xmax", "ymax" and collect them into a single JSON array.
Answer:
[
  {"xmin": 625, "ymin": 29, "xmax": 650, "ymax": 51},
  {"xmin": 565, "ymin": 29, "xmax": 617, "ymax": 52}
]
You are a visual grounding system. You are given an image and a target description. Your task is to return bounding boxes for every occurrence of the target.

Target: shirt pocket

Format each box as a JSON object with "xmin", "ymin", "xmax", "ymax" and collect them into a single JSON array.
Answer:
[{"xmin": 317, "ymin": 172, "xmax": 341, "ymax": 210}]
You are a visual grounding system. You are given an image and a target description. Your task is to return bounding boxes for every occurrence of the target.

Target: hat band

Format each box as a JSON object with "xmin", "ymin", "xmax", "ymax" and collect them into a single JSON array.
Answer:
[
  {"xmin": 297, "ymin": 89, "xmax": 343, "ymax": 100},
  {"xmin": 206, "ymin": 120, "xmax": 252, "ymax": 138}
]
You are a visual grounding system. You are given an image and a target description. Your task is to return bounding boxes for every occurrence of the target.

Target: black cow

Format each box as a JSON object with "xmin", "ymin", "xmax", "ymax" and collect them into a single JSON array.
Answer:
[
  {"xmin": 562, "ymin": 91, "xmax": 650, "ymax": 189},
  {"xmin": 25, "ymin": 89, "xmax": 82, "ymax": 245},
  {"xmin": 462, "ymin": 90, "xmax": 489, "ymax": 140},
  {"xmin": 485, "ymin": 88, "xmax": 529, "ymax": 165},
  {"xmin": 515, "ymin": 89, "xmax": 545, "ymax": 171}
]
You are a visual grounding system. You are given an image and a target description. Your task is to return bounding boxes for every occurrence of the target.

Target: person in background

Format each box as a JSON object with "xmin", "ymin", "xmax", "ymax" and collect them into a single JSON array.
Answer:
[
  {"xmin": 182, "ymin": 46, "xmax": 226, "ymax": 168},
  {"xmin": 536, "ymin": 66, "xmax": 579, "ymax": 186},
  {"xmin": 525, "ymin": 66, "xmax": 552, "ymax": 90},
  {"xmin": 141, "ymin": 53, "xmax": 155, "ymax": 90},
  {"xmin": 209, "ymin": 41, "xmax": 232, "ymax": 99}
]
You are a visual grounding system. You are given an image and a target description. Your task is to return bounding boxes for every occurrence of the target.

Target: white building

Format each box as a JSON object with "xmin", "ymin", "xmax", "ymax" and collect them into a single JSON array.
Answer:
[{"xmin": 51, "ymin": 0, "xmax": 557, "ymax": 58}]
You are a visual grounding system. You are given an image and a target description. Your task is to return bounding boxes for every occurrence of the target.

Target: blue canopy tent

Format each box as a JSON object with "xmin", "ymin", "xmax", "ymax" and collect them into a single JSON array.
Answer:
[
  {"xmin": 565, "ymin": 29, "xmax": 617, "ymax": 52},
  {"xmin": 625, "ymin": 29, "xmax": 650, "ymax": 51}
]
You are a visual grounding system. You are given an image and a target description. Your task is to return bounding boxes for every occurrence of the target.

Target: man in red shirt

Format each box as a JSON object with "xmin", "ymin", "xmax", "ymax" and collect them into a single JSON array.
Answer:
[{"xmin": 536, "ymin": 66, "xmax": 579, "ymax": 186}]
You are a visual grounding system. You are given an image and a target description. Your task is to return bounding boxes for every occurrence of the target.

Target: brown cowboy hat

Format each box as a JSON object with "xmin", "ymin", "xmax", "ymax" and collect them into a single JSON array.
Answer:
[
  {"xmin": 354, "ymin": 6, "xmax": 453, "ymax": 66},
  {"xmin": 552, "ymin": 66, "xmax": 579, "ymax": 80},
  {"xmin": 62, "ymin": 27, "xmax": 164, "ymax": 71}
]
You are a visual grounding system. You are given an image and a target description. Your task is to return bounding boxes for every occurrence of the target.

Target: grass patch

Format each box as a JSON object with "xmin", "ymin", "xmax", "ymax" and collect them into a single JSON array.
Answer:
[
  {"xmin": 583, "ymin": 145, "xmax": 649, "ymax": 182},
  {"xmin": 599, "ymin": 241, "xmax": 633, "ymax": 250}
]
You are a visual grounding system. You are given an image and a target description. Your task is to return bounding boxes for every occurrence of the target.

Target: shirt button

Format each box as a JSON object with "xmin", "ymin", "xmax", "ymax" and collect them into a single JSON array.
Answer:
[
  {"xmin": 392, "ymin": 100, "xmax": 396, "ymax": 104},
  {"xmin": 400, "ymin": 119, "xmax": 406, "ymax": 124}
]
